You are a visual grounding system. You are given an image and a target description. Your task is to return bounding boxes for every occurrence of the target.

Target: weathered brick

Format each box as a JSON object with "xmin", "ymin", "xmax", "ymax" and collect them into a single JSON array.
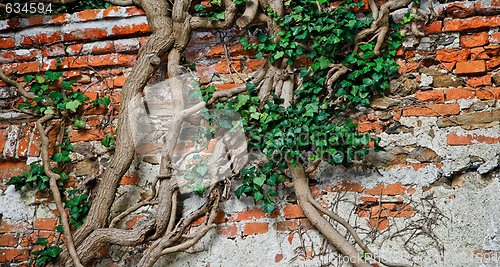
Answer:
[
  {"xmin": 68, "ymin": 129, "xmax": 106, "ymax": 142},
  {"xmin": 445, "ymin": 88, "xmax": 476, "ymax": 100},
  {"xmin": 120, "ymin": 172, "xmax": 140, "ymax": 185},
  {"xmin": 283, "ymin": 204, "xmax": 305, "ymax": 219},
  {"xmin": 455, "ymin": 60, "xmax": 486, "ymax": 75},
  {"xmin": 487, "ymin": 56, "xmax": 500, "ymax": 70},
  {"xmin": 446, "ymin": 2, "xmax": 475, "ymax": 18},
  {"xmin": 396, "ymin": 60, "xmax": 419, "ymax": 74},
  {"xmin": 75, "ymin": 9, "xmax": 101, "ymax": 21},
  {"xmin": 423, "ymin": 21, "xmax": 442, "ymax": 34},
  {"xmin": 416, "ymin": 90, "xmax": 445, "ymax": 102},
  {"xmin": 214, "ymin": 59, "xmax": 242, "ymax": 74},
  {"xmin": 34, "ymin": 218, "xmax": 58, "ymax": 230},
  {"xmin": 243, "ymin": 222, "xmax": 269, "ymax": 235},
  {"xmin": 64, "ymin": 28, "xmax": 108, "ymax": 42},
  {"xmin": 0, "ymin": 233, "xmax": 18, "ymax": 247},
  {"xmin": 0, "ymin": 37, "xmax": 15, "ymax": 49},
  {"xmin": 475, "ymin": 87, "xmax": 500, "ymax": 100},
  {"xmin": 364, "ymin": 182, "xmax": 407, "ymax": 196},
  {"xmin": 217, "ymin": 224, "xmax": 238, "ymax": 239},
  {"xmin": 0, "ymin": 249, "xmax": 28, "ymax": 262},
  {"xmin": 467, "ymin": 75, "xmax": 492, "ymax": 87},
  {"xmin": 460, "ymin": 32, "xmax": 489, "ymax": 48},
  {"xmin": 21, "ymin": 32, "xmax": 63, "ymax": 45},
  {"xmin": 443, "ymin": 16, "xmax": 500, "ymax": 32},
  {"xmin": 357, "ymin": 121, "xmax": 383, "ymax": 133},
  {"xmin": 111, "ymin": 23, "xmax": 151, "ymax": 36},
  {"xmin": 0, "ymin": 129, "xmax": 6, "ymax": 155},
  {"xmin": 231, "ymin": 208, "xmax": 277, "ymax": 222},
  {"xmin": 491, "ymin": 32, "xmax": 500, "ymax": 44},
  {"xmin": 447, "ymin": 133, "xmax": 500, "ymax": 145},
  {"xmin": 402, "ymin": 104, "xmax": 461, "ymax": 117}
]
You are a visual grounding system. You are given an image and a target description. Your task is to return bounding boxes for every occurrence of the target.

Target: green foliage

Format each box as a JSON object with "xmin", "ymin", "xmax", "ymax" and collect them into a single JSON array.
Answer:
[
  {"xmin": 65, "ymin": 190, "xmax": 91, "ymax": 228},
  {"xmin": 101, "ymin": 134, "xmax": 115, "ymax": 147},
  {"xmin": 222, "ymin": 0, "xmax": 406, "ymax": 213},
  {"xmin": 32, "ymin": 238, "xmax": 62, "ymax": 267},
  {"xmin": 192, "ymin": 0, "xmax": 246, "ymax": 21},
  {"xmin": 20, "ymin": 70, "xmax": 91, "ymax": 116},
  {"xmin": 6, "ymin": 161, "xmax": 71, "ymax": 192}
]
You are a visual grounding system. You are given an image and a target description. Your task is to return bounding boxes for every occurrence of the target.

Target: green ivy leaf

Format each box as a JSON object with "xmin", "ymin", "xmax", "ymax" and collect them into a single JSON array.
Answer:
[
  {"xmin": 74, "ymin": 119, "xmax": 85, "ymax": 128},
  {"xmin": 253, "ymin": 175, "xmax": 266, "ymax": 187},
  {"xmin": 65, "ymin": 100, "xmax": 82, "ymax": 112},
  {"xmin": 262, "ymin": 201, "xmax": 276, "ymax": 214}
]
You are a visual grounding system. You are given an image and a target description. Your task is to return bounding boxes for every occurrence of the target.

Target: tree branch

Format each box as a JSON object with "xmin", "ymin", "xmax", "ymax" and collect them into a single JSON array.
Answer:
[{"xmin": 35, "ymin": 115, "xmax": 84, "ymax": 267}]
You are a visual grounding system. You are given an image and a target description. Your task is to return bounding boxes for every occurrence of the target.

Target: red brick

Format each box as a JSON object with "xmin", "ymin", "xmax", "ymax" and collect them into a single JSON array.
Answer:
[
  {"xmin": 34, "ymin": 218, "xmax": 58, "ymax": 230},
  {"xmin": 455, "ymin": 60, "xmax": 486, "ymax": 75},
  {"xmin": 274, "ymin": 219, "xmax": 313, "ymax": 231},
  {"xmin": 1, "ymin": 61, "xmax": 41, "ymax": 75},
  {"xmin": 467, "ymin": 75, "xmax": 492, "ymax": 87},
  {"xmin": 445, "ymin": 88, "xmax": 476, "ymax": 100},
  {"xmin": 217, "ymin": 224, "xmax": 238, "ymax": 239},
  {"xmin": 435, "ymin": 49, "xmax": 470, "ymax": 63},
  {"xmin": 111, "ymin": 23, "xmax": 151, "ymax": 36},
  {"xmin": 243, "ymin": 222, "xmax": 269, "ymax": 235},
  {"xmin": 447, "ymin": 133, "xmax": 500, "ymax": 145},
  {"xmin": 68, "ymin": 129, "xmax": 106, "ymax": 142},
  {"xmin": 416, "ymin": 90, "xmax": 445, "ymax": 102},
  {"xmin": 125, "ymin": 6, "xmax": 146, "ymax": 16},
  {"xmin": 17, "ymin": 126, "xmax": 31, "ymax": 158},
  {"xmin": 49, "ymin": 13, "xmax": 69, "ymax": 24},
  {"xmin": 368, "ymin": 217, "xmax": 389, "ymax": 231},
  {"xmin": 103, "ymin": 6, "xmax": 120, "ymax": 17},
  {"xmin": 64, "ymin": 29, "xmax": 108, "ymax": 42},
  {"xmin": 0, "ymin": 37, "xmax": 15, "ymax": 49},
  {"xmin": 476, "ymin": 88, "xmax": 500, "ymax": 100},
  {"xmin": 443, "ymin": 16, "xmax": 500, "ymax": 32},
  {"xmin": 21, "ymin": 32, "xmax": 63, "ymax": 45},
  {"xmin": 396, "ymin": 60, "xmax": 419, "ymax": 73},
  {"xmin": 446, "ymin": 2, "xmax": 475, "ymax": 18},
  {"xmin": 460, "ymin": 32, "xmax": 489, "ymax": 48},
  {"xmin": 402, "ymin": 104, "xmax": 460, "ymax": 117},
  {"xmin": 245, "ymin": 59, "xmax": 266, "ymax": 71},
  {"xmin": 423, "ymin": 21, "xmax": 442, "ymax": 33},
  {"xmin": 232, "ymin": 208, "xmax": 277, "ymax": 222},
  {"xmin": 0, "ymin": 233, "xmax": 18, "ymax": 247},
  {"xmin": 206, "ymin": 44, "xmax": 224, "ymax": 57},
  {"xmin": 193, "ymin": 210, "xmax": 226, "ymax": 225},
  {"xmin": 283, "ymin": 204, "xmax": 305, "ymax": 219},
  {"xmin": 0, "ymin": 161, "xmax": 29, "ymax": 181},
  {"xmin": 364, "ymin": 182, "xmax": 406, "ymax": 196},
  {"xmin": 75, "ymin": 9, "xmax": 101, "ymax": 21},
  {"xmin": 114, "ymin": 77, "xmax": 127, "ymax": 87},
  {"xmin": 487, "ymin": 56, "xmax": 500, "ymax": 70},
  {"xmin": 214, "ymin": 59, "xmax": 242, "ymax": 74},
  {"xmin": 470, "ymin": 47, "xmax": 490, "ymax": 60},
  {"xmin": 491, "ymin": 32, "xmax": 500, "ymax": 44},
  {"xmin": 0, "ymin": 249, "xmax": 28, "ymax": 262},
  {"xmin": 120, "ymin": 172, "xmax": 140, "ymax": 185},
  {"xmin": 357, "ymin": 121, "xmax": 383, "ymax": 133},
  {"xmin": 0, "ymin": 129, "xmax": 6, "ymax": 154}
]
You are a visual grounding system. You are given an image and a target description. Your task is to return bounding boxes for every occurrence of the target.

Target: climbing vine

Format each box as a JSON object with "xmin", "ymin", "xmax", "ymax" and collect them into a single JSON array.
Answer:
[{"xmin": 206, "ymin": 0, "xmax": 408, "ymax": 214}]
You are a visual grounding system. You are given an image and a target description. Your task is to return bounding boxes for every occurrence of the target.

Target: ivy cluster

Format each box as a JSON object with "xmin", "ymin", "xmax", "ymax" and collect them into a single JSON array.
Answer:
[
  {"xmin": 7, "ymin": 69, "xmax": 112, "ymax": 265},
  {"xmin": 205, "ymin": 0, "xmax": 407, "ymax": 213}
]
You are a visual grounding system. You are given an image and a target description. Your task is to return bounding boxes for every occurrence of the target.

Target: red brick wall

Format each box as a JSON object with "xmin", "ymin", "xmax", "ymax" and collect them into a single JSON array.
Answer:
[{"xmin": 0, "ymin": 1, "xmax": 499, "ymax": 266}]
